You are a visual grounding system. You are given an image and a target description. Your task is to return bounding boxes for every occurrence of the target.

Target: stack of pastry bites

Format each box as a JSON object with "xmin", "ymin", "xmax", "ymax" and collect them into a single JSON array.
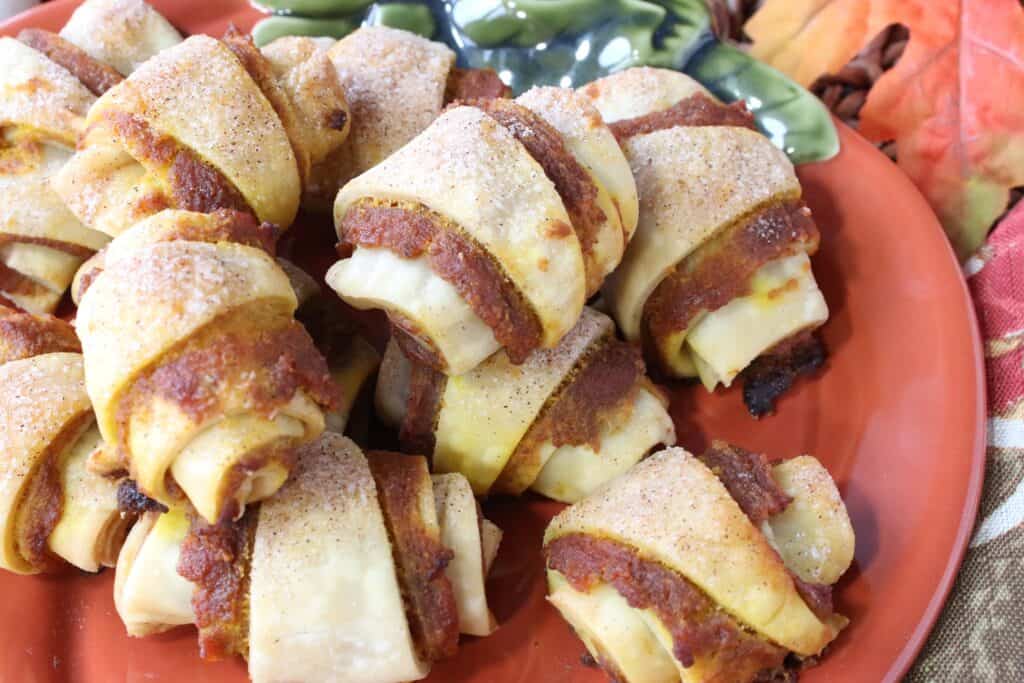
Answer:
[
  {"xmin": 0, "ymin": 2, "xmax": 855, "ymax": 682},
  {"xmin": 0, "ymin": 0, "xmax": 180, "ymax": 312}
]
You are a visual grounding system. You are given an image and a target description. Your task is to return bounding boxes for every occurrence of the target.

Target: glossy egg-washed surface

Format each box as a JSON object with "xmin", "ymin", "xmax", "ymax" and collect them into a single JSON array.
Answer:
[
  {"xmin": 250, "ymin": 0, "xmax": 838, "ymax": 164},
  {"xmin": 0, "ymin": 2, "xmax": 984, "ymax": 682}
]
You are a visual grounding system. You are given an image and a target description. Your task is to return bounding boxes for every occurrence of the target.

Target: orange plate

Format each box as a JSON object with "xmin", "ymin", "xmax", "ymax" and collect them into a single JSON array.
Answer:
[{"xmin": 0, "ymin": 2, "xmax": 986, "ymax": 682}]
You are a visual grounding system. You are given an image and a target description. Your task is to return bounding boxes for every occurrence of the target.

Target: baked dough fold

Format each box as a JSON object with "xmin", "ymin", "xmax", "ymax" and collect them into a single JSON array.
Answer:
[
  {"xmin": 329, "ymin": 85, "xmax": 637, "ymax": 375},
  {"xmin": 581, "ymin": 68, "xmax": 828, "ymax": 405},
  {"xmin": 53, "ymin": 31, "xmax": 350, "ymax": 236},
  {"xmin": 112, "ymin": 435, "xmax": 502, "ymax": 683},
  {"xmin": 0, "ymin": 1, "xmax": 182, "ymax": 313},
  {"xmin": 0, "ymin": 307, "xmax": 129, "ymax": 574},
  {"xmin": 0, "ymin": 37, "xmax": 109, "ymax": 313},
  {"xmin": 377, "ymin": 307, "xmax": 676, "ymax": 501},
  {"xmin": 544, "ymin": 446, "xmax": 855, "ymax": 682},
  {"xmin": 75, "ymin": 209, "xmax": 336, "ymax": 524}
]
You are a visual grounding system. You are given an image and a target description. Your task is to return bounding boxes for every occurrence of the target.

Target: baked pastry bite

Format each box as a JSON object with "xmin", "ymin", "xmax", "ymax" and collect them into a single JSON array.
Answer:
[
  {"xmin": 327, "ymin": 86, "xmax": 638, "ymax": 375},
  {"xmin": 303, "ymin": 26, "xmax": 509, "ymax": 209},
  {"xmin": 544, "ymin": 443, "xmax": 855, "ymax": 683},
  {"xmin": 0, "ymin": 0, "xmax": 181, "ymax": 314},
  {"xmin": 53, "ymin": 30, "xmax": 351, "ymax": 237},
  {"xmin": 580, "ymin": 67, "xmax": 829, "ymax": 416},
  {"xmin": 376, "ymin": 307, "xmax": 676, "ymax": 502},
  {"xmin": 114, "ymin": 434, "xmax": 503, "ymax": 682},
  {"xmin": 0, "ymin": 306, "xmax": 131, "ymax": 574},
  {"xmin": 74, "ymin": 209, "xmax": 338, "ymax": 525},
  {"xmin": 59, "ymin": 0, "xmax": 183, "ymax": 76},
  {"xmin": 0, "ymin": 36, "xmax": 105, "ymax": 313}
]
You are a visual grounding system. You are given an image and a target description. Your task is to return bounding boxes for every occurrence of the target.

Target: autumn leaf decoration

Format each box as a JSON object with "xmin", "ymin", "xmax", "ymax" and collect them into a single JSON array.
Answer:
[{"xmin": 746, "ymin": 0, "xmax": 1024, "ymax": 259}]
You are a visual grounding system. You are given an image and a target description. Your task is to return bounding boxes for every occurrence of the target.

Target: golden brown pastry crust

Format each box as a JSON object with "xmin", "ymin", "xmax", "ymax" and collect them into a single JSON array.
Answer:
[
  {"xmin": 54, "ymin": 35, "xmax": 303, "ymax": 236},
  {"xmin": 0, "ymin": 310, "xmax": 125, "ymax": 575},
  {"xmin": 76, "ymin": 211, "xmax": 335, "ymax": 524},
  {"xmin": 377, "ymin": 308, "xmax": 675, "ymax": 502},
  {"xmin": 544, "ymin": 446, "xmax": 855, "ymax": 683},
  {"xmin": 580, "ymin": 68, "xmax": 828, "ymax": 394}
]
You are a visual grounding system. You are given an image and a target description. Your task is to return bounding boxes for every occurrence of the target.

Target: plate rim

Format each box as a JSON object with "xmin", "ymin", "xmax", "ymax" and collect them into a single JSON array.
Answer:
[
  {"xmin": 0, "ymin": 3, "xmax": 989, "ymax": 682},
  {"xmin": 825, "ymin": 123, "xmax": 987, "ymax": 681}
]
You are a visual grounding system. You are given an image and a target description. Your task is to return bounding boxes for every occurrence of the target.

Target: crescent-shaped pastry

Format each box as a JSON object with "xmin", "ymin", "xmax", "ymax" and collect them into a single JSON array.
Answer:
[
  {"xmin": 544, "ymin": 444, "xmax": 855, "ymax": 682},
  {"xmin": 74, "ymin": 221, "xmax": 376, "ymax": 436},
  {"xmin": 59, "ymin": 0, "xmax": 183, "ymax": 76},
  {"xmin": 74, "ymin": 209, "xmax": 337, "ymax": 524},
  {"xmin": 53, "ymin": 31, "xmax": 351, "ymax": 237},
  {"xmin": 0, "ymin": 307, "xmax": 130, "ymax": 574},
  {"xmin": 581, "ymin": 68, "xmax": 829, "ymax": 415},
  {"xmin": 113, "ymin": 434, "xmax": 502, "ymax": 683},
  {"xmin": 376, "ymin": 307, "xmax": 676, "ymax": 501},
  {"xmin": 0, "ymin": 1, "xmax": 181, "ymax": 314},
  {"xmin": 0, "ymin": 37, "xmax": 109, "ymax": 313},
  {"xmin": 328, "ymin": 86, "xmax": 637, "ymax": 375},
  {"xmin": 305, "ymin": 26, "xmax": 509, "ymax": 209}
]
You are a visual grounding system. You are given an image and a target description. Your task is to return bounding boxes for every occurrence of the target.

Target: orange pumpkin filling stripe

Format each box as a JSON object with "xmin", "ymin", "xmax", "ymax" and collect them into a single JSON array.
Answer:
[
  {"xmin": 493, "ymin": 336, "xmax": 645, "ymax": 494},
  {"xmin": 606, "ymin": 92, "xmax": 758, "ymax": 141},
  {"xmin": 0, "ymin": 307, "xmax": 81, "ymax": 362},
  {"xmin": 546, "ymin": 533, "xmax": 789, "ymax": 677},
  {"xmin": 642, "ymin": 201, "xmax": 819, "ymax": 373},
  {"xmin": 340, "ymin": 199, "xmax": 544, "ymax": 366},
  {"xmin": 99, "ymin": 110, "xmax": 253, "ymax": 217},
  {"xmin": 18, "ymin": 29, "xmax": 123, "ymax": 96},
  {"xmin": 366, "ymin": 452, "xmax": 459, "ymax": 662},
  {"xmin": 466, "ymin": 98, "xmax": 606, "ymax": 292},
  {"xmin": 178, "ymin": 513, "xmax": 256, "ymax": 661}
]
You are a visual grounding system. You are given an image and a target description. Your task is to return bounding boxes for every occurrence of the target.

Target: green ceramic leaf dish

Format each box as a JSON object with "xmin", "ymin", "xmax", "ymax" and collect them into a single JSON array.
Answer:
[
  {"xmin": 364, "ymin": 3, "xmax": 435, "ymax": 36},
  {"xmin": 252, "ymin": 15, "xmax": 361, "ymax": 44},
  {"xmin": 250, "ymin": 0, "xmax": 839, "ymax": 164},
  {"xmin": 252, "ymin": 0, "xmax": 373, "ymax": 19}
]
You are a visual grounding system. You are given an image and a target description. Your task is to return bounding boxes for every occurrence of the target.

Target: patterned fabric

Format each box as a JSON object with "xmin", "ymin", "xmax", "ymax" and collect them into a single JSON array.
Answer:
[{"xmin": 908, "ymin": 203, "xmax": 1024, "ymax": 680}]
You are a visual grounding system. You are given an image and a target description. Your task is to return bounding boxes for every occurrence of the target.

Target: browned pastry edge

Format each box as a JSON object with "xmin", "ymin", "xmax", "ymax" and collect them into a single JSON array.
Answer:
[
  {"xmin": 492, "ymin": 334, "xmax": 645, "ymax": 495},
  {"xmin": 398, "ymin": 354, "xmax": 447, "ymax": 457},
  {"xmin": 0, "ymin": 263, "xmax": 52, "ymax": 306},
  {"xmin": 340, "ymin": 198, "xmax": 544, "ymax": 366},
  {"xmin": 151, "ymin": 209, "xmax": 280, "ymax": 255},
  {"xmin": 741, "ymin": 333, "xmax": 827, "ymax": 418},
  {"xmin": 0, "ymin": 230, "xmax": 99, "ymax": 315},
  {"xmin": 0, "ymin": 234, "xmax": 96, "ymax": 261},
  {"xmin": 112, "ymin": 311, "xmax": 337, "ymax": 475},
  {"xmin": 0, "ymin": 306, "xmax": 81, "ymax": 363},
  {"xmin": 698, "ymin": 441, "xmax": 792, "ymax": 525},
  {"xmin": 116, "ymin": 479, "xmax": 167, "ymax": 515},
  {"xmin": 220, "ymin": 27, "xmax": 311, "ymax": 183},
  {"xmin": 699, "ymin": 442, "xmax": 834, "ymax": 620},
  {"xmin": 546, "ymin": 533, "xmax": 790, "ymax": 677},
  {"xmin": 444, "ymin": 67, "xmax": 511, "ymax": 104},
  {"xmin": 15, "ymin": 412, "xmax": 96, "ymax": 573},
  {"xmin": 366, "ymin": 451, "xmax": 459, "ymax": 662},
  {"xmin": 603, "ymin": 91, "xmax": 757, "ymax": 141},
  {"xmin": 94, "ymin": 110, "xmax": 253, "ymax": 218},
  {"xmin": 178, "ymin": 511, "xmax": 256, "ymax": 660},
  {"xmin": 75, "ymin": 210, "xmax": 279, "ymax": 300},
  {"xmin": 17, "ymin": 28, "xmax": 123, "ymax": 96},
  {"xmin": 464, "ymin": 97, "xmax": 606, "ymax": 294}
]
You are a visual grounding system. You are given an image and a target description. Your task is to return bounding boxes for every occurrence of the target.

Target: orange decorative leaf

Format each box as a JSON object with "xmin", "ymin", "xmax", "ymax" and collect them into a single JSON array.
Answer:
[
  {"xmin": 747, "ymin": 0, "xmax": 1024, "ymax": 259},
  {"xmin": 746, "ymin": 0, "xmax": 899, "ymax": 88}
]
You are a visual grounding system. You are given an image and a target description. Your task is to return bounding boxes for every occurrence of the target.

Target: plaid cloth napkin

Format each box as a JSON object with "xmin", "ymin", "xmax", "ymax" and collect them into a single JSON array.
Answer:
[{"xmin": 907, "ymin": 203, "xmax": 1024, "ymax": 680}]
